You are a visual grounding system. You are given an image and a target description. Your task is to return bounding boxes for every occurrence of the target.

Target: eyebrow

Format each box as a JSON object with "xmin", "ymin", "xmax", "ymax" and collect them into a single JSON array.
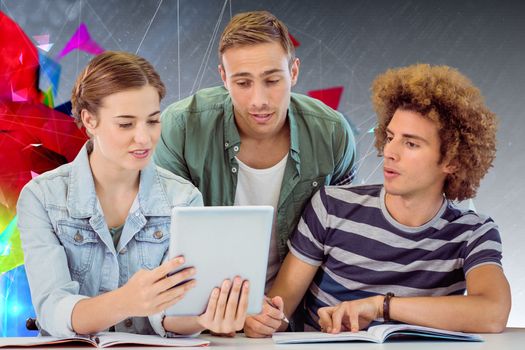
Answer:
[
  {"xmin": 230, "ymin": 68, "xmax": 285, "ymax": 79},
  {"xmin": 113, "ymin": 111, "xmax": 161, "ymax": 119},
  {"xmin": 386, "ymin": 128, "xmax": 430, "ymax": 144}
]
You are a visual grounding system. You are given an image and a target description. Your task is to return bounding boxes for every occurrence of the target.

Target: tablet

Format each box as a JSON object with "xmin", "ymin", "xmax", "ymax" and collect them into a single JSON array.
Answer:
[{"xmin": 165, "ymin": 205, "xmax": 274, "ymax": 316}]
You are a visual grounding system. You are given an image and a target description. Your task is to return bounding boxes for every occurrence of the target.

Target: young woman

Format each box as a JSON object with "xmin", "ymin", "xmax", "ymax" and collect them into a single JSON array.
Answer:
[{"xmin": 17, "ymin": 51, "xmax": 248, "ymax": 337}]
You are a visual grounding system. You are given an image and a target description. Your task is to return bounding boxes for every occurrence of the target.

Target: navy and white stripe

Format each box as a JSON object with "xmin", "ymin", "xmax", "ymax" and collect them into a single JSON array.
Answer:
[{"xmin": 288, "ymin": 184, "xmax": 503, "ymax": 330}]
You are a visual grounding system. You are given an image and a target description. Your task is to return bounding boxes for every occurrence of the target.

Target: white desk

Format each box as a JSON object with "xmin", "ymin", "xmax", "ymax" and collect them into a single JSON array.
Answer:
[
  {"xmin": 2, "ymin": 329, "xmax": 523, "ymax": 349},
  {"xmin": 196, "ymin": 329, "xmax": 525, "ymax": 350}
]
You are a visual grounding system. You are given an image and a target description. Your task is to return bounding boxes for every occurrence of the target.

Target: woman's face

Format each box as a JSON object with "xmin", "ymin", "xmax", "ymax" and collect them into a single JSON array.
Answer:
[{"xmin": 84, "ymin": 84, "xmax": 161, "ymax": 172}]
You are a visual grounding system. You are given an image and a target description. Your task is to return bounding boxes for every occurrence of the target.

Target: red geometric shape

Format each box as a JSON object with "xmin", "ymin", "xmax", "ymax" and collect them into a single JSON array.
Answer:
[
  {"xmin": 289, "ymin": 34, "xmax": 300, "ymax": 48},
  {"xmin": 0, "ymin": 12, "xmax": 43, "ymax": 104},
  {"xmin": 307, "ymin": 86, "xmax": 344, "ymax": 110}
]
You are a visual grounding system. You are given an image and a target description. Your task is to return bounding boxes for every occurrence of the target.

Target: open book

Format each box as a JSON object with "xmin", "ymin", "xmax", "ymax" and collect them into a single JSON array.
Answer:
[
  {"xmin": 273, "ymin": 323, "xmax": 483, "ymax": 344},
  {"xmin": 0, "ymin": 332, "xmax": 209, "ymax": 348}
]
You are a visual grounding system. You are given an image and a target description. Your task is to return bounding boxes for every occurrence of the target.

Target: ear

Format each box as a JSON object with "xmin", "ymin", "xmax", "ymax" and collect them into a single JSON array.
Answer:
[
  {"xmin": 81, "ymin": 109, "xmax": 98, "ymax": 135},
  {"xmin": 442, "ymin": 159, "xmax": 458, "ymax": 175},
  {"xmin": 218, "ymin": 64, "xmax": 228, "ymax": 90},
  {"xmin": 290, "ymin": 58, "xmax": 300, "ymax": 87}
]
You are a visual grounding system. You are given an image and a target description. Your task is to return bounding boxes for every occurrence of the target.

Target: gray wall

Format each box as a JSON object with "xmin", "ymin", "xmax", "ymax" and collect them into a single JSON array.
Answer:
[{"xmin": 3, "ymin": 0, "xmax": 524, "ymax": 326}]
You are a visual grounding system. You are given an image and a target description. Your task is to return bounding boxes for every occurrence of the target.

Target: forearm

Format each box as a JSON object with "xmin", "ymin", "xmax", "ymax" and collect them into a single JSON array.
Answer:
[
  {"xmin": 162, "ymin": 316, "xmax": 204, "ymax": 335},
  {"xmin": 390, "ymin": 294, "xmax": 510, "ymax": 333},
  {"xmin": 71, "ymin": 288, "xmax": 130, "ymax": 334}
]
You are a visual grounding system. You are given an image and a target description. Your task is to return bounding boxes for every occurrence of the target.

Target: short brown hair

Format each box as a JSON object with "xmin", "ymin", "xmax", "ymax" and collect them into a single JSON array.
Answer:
[
  {"xmin": 218, "ymin": 11, "xmax": 295, "ymax": 65},
  {"xmin": 371, "ymin": 64, "xmax": 497, "ymax": 201},
  {"xmin": 71, "ymin": 51, "xmax": 166, "ymax": 125}
]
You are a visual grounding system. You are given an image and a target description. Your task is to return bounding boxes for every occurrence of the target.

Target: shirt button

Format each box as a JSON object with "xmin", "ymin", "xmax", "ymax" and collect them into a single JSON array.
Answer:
[
  {"xmin": 224, "ymin": 142, "xmax": 229, "ymax": 147},
  {"xmin": 233, "ymin": 146, "xmax": 239, "ymax": 152},
  {"xmin": 153, "ymin": 230, "xmax": 163, "ymax": 239},
  {"xmin": 231, "ymin": 167, "xmax": 237, "ymax": 173},
  {"xmin": 135, "ymin": 212, "xmax": 140, "ymax": 217},
  {"xmin": 124, "ymin": 318, "xmax": 133, "ymax": 327},
  {"xmin": 119, "ymin": 247, "xmax": 128, "ymax": 254},
  {"xmin": 74, "ymin": 232, "xmax": 84, "ymax": 243},
  {"xmin": 312, "ymin": 181, "xmax": 318, "ymax": 187}
]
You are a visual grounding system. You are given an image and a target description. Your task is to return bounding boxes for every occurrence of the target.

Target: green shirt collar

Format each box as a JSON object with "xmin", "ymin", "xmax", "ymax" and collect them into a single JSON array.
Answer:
[{"xmin": 222, "ymin": 96, "xmax": 300, "ymax": 160}]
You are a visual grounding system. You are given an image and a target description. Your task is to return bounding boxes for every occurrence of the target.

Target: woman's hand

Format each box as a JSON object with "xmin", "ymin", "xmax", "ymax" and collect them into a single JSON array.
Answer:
[
  {"xmin": 197, "ymin": 277, "xmax": 250, "ymax": 335},
  {"xmin": 118, "ymin": 256, "xmax": 196, "ymax": 317}
]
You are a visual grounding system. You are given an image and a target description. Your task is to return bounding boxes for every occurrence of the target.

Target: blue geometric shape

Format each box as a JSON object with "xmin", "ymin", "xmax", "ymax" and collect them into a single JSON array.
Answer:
[
  {"xmin": 0, "ymin": 265, "xmax": 37, "ymax": 337},
  {"xmin": 54, "ymin": 101, "xmax": 72, "ymax": 117},
  {"xmin": 38, "ymin": 52, "xmax": 61, "ymax": 97}
]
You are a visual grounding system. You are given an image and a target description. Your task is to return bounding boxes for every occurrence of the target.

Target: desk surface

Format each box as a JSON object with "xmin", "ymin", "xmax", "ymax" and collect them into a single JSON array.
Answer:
[
  {"xmin": 197, "ymin": 328, "xmax": 524, "ymax": 350},
  {"xmin": 2, "ymin": 329, "xmax": 524, "ymax": 349}
]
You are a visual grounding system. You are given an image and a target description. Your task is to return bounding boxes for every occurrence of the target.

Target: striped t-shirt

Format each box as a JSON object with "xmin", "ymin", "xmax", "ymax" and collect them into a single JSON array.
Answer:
[{"xmin": 288, "ymin": 184, "xmax": 503, "ymax": 330}]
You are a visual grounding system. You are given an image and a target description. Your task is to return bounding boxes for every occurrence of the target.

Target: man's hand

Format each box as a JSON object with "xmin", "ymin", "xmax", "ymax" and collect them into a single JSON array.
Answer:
[
  {"xmin": 244, "ymin": 296, "xmax": 286, "ymax": 338},
  {"xmin": 318, "ymin": 295, "xmax": 383, "ymax": 333},
  {"xmin": 197, "ymin": 277, "xmax": 249, "ymax": 334}
]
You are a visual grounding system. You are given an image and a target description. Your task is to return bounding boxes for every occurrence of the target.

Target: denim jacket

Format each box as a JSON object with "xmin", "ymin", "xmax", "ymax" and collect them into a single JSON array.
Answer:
[{"xmin": 17, "ymin": 142, "xmax": 203, "ymax": 337}]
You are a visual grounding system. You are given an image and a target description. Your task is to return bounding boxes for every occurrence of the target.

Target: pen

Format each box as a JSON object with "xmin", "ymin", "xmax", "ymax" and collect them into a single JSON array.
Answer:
[{"xmin": 265, "ymin": 297, "xmax": 289, "ymax": 324}]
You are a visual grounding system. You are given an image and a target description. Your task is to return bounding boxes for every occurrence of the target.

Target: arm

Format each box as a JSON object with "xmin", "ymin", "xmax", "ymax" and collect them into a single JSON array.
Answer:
[
  {"xmin": 71, "ymin": 259, "xmax": 195, "ymax": 334},
  {"xmin": 318, "ymin": 264, "xmax": 511, "ymax": 333},
  {"xmin": 243, "ymin": 252, "xmax": 319, "ymax": 337},
  {"xmin": 18, "ymin": 185, "xmax": 195, "ymax": 336},
  {"xmin": 154, "ymin": 108, "xmax": 191, "ymax": 180},
  {"xmin": 330, "ymin": 115, "xmax": 356, "ymax": 185}
]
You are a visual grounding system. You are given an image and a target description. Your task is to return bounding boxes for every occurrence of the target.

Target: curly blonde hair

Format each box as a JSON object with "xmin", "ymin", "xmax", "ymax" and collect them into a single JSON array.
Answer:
[{"xmin": 371, "ymin": 64, "xmax": 497, "ymax": 201}]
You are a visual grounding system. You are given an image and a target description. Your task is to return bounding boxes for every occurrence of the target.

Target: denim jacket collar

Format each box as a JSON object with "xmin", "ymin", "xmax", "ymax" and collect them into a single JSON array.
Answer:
[{"xmin": 67, "ymin": 141, "xmax": 171, "ymax": 219}]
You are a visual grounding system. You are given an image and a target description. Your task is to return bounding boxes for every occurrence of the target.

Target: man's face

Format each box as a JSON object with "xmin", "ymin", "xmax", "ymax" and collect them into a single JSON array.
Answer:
[
  {"xmin": 219, "ymin": 41, "xmax": 299, "ymax": 140},
  {"xmin": 382, "ymin": 109, "xmax": 453, "ymax": 200}
]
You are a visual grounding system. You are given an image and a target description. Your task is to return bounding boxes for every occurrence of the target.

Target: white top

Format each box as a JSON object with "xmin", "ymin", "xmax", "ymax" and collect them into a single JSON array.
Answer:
[{"xmin": 234, "ymin": 154, "xmax": 288, "ymax": 291}]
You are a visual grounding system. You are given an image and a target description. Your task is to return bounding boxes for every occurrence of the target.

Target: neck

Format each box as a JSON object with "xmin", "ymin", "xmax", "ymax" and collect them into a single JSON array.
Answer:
[
  {"xmin": 89, "ymin": 148, "xmax": 140, "ymax": 196},
  {"xmin": 384, "ymin": 190, "xmax": 445, "ymax": 227}
]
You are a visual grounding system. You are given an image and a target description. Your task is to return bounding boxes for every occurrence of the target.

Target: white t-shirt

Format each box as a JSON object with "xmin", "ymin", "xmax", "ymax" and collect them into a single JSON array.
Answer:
[{"xmin": 234, "ymin": 154, "xmax": 288, "ymax": 292}]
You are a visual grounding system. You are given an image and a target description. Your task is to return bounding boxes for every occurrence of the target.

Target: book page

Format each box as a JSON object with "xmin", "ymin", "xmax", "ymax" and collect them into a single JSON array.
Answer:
[
  {"xmin": 367, "ymin": 324, "xmax": 483, "ymax": 342},
  {"xmin": 0, "ymin": 336, "xmax": 95, "ymax": 348},
  {"xmin": 96, "ymin": 332, "xmax": 210, "ymax": 347},
  {"xmin": 273, "ymin": 331, "xmax": 379, "ymax": 344}
]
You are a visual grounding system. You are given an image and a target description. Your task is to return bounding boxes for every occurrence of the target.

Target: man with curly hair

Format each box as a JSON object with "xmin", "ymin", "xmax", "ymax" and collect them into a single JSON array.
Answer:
[{"xmin": 246, "ymin": 64, "xmax": 511, "ymax": 337}]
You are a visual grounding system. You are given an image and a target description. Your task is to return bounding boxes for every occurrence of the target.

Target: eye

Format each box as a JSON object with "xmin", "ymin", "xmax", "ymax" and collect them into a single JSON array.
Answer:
[
  {"xmin": 148, "ymin": 119, "xmax": 160, "ymax": 125},
  {"xmin": 266, "ymin": 79, "xmax": 280, "ymax": 85},
  {"xmin": 385, "ymin": 135, "xmax": 393, "ymax": 143},
  {"xmin": 236, "ymin": 80, "xmax": 251, "ymax": 88},
  {"xmin": 119, "ymin": 123, "xmax": 133, "ymax": 129},
  {"xmin": 406, "ymin": 141, "xmax": 419, "ymax": 149}
]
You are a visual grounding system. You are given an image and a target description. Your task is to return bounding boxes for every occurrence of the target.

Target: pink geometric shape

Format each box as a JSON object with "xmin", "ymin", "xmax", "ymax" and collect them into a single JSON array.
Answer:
[
  {"xmin": 57, "ymin": 23, "xmax": 104, "ymax": 60},
  {"xmin": 11, "ymin": 87, "xmax": 28, "ymax": 102},
  {"xmin": 307, "ymin": 86, "xmax": 344, "ymax": 110},
  {"xmin": 30, "ymin": 171, "xmax": 39, "ymax": 179},
  {"xmin": 33, "ymin": 34, "xmax": 50, "ymax": 45}
]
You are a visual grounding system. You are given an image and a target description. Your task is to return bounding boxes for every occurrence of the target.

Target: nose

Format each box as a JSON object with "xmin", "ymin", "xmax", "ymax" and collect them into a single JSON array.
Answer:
[
  {"xmin": 250, "ymin": 83, "xmax": 269, "ymax": 110},
  {"xmin": 383, "ymin": 138, "xmax": 399, "ymax": 161},
  {"xmin": 133, "ymin": 123, "xmax": 151, "ymax": 145}
]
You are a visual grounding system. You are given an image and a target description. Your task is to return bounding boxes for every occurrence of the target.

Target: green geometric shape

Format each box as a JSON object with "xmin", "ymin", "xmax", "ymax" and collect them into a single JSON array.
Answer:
[{"xmin": 0, "ymin": 212, "xmax": 24, "ymax": 275}]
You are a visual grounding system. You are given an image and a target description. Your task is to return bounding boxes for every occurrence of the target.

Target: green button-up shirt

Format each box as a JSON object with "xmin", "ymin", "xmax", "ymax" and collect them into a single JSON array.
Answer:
[{"xmin": 154, "ymin": 86, "xmax": 355, "ymax": 261}]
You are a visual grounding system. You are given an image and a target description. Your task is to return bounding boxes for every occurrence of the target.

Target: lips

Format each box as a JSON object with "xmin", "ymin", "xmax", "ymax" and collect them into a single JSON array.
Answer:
[
  {"xmin": 130, "ymin": 149, "xmax": 150, "ymax": 159},
  {"xmin": 250, "ymin": 112, "xmax": 273, "ymax": 123},
  {"xmin": 383, "ymin": 166, "xmax": 400, "ymax": 179}
]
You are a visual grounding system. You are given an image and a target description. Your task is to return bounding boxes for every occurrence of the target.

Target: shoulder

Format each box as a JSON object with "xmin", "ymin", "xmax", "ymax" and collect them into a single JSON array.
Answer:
[
  {"xmin": 323, "ymin": 184, "xmax": 382, "ymax": 205},
  {"xmin": 154, "ymin": 166, "xmax": 203, "ymax": 206},
  {"xmin": 290, "ymin": 93, "xmax": 347, "ymax": 125},
  {"xmin": 20, "ymin": 163, "xmax": 72, "ymax": 199},
  {"xmin": 307, "ymin": 184, "xmax": 382, "ymax": 218},
  {"xmin": 162, "ymin": 86, "xmax": 230, "ymax": 119}
]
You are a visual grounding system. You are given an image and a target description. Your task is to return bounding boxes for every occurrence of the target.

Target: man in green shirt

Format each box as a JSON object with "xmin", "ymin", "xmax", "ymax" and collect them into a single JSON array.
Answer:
[{"xmin": 154, "ymin": 10, "xmax": 355, "ymax": 330}]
